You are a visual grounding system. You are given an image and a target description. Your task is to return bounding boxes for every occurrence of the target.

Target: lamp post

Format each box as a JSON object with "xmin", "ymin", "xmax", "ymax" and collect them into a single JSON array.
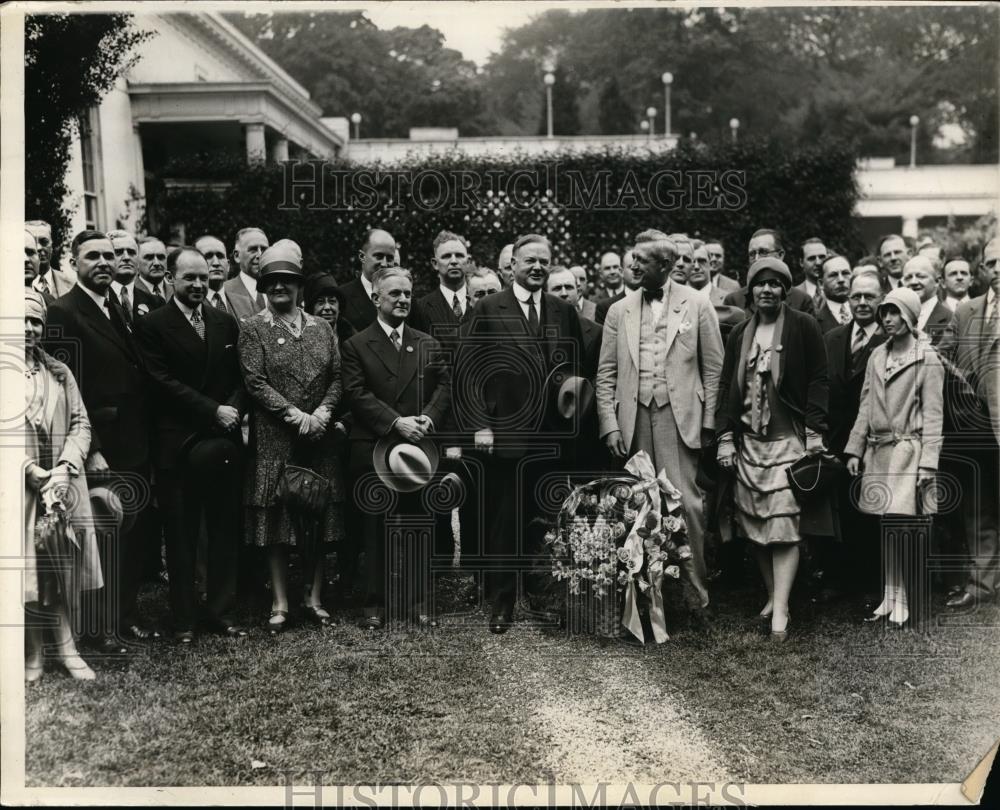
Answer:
[
  {"xmin": 729, "ymin": 117, "xmax": 740, "ymax": 144},
  {"xmin": 350, "ymin": 112, "xmax": 362, "ymax": 140},
  {"xmin": 640, "ymin": 120, "xmax": 650, "ymax": 136},
  {"xmin": 646, "ymin": 106, "xmax": 657, "ymax": 139},
  {"xmin": 543, "ymin": 72, "xmax": 556, "ymax": 138},
  {"xmin": 909, "ymin": 114, "xmax": 919, "ymax": 167},
  {"xmin": 661, "ymin": 72, "xmax": 673, "ymax": 137}
]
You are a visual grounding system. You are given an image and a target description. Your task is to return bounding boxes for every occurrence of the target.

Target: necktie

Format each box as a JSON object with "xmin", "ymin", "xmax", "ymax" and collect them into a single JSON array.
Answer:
[
  {"xmin": 152, "ymin": 284, "xmax": 165, "ymax": 305},
  {"xmin": 851, "ymin": 326, "xmax": 867, "ymax": 355},
  {"xmin": 120, "ymin": 287, "xmax": 133, "ymax": 325},
  {"xmin": 191, "ymin": 307, "xmax": 205, "ymax": 341},
  {"xmin": 390, "ymin": 328, "xmax": 401, "ymax": 352},
  {"xmin": 36, "ymin": 275, "xmax": 50, "ymax": 296},
  {"xmin": 642, "ymin": 287, "xmax": 664, "ymax": 303},
  {"xmin": 452, "ymin": 294, "xmax": 463, "ymax": 318},
  {"xmin": 839, "ymin": 303, "xmax": 851, "ymax": 324},
  {"xmin": 812, "ymin": 287, "xmax": 825, "ymax": 312},
  {"xmin": 526, "ymin": 296, "xmax": 539, "ymax": 336},
  {"xmin": 212, "ymin": 292, "xmax": 226, "ymax": 311},
  {"xmin": 101, "ymin": 297, "xmax": 112, "ymax": 320}
]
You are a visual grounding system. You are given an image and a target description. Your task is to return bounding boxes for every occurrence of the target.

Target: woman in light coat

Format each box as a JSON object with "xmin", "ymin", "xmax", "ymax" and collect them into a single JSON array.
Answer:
[
  {"xmin": 846, "ymin": 287, "xmax": 944, "ymax": 629},
  {"xmin": 24, "ymin": 290, "xmax": 103, "ymax": 681}
]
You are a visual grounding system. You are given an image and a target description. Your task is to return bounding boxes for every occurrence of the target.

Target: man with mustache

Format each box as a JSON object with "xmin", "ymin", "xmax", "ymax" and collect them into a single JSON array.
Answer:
[
  {"xmin": 596, "ymin": 230, "xmax": 722, "ymax": 611},
  {"xmin": 108, "ymin": 230, "xmax": 162, "ymax": 326},
  {"xmin": 458, "ymin": 234, "xmax": 585, "ymax": 634},
  {"xmin": 45, "ymin": 230, "xmax": 158, "ymax": 654},
  {"xmin": 814, "ymin": 254, "xmax": 854, "ymax": 334},
  {"xmin": 136, "ymin": 236, "xmax": 173, "ymax": 303},
  {"xmin": 222, "ymin": 227, "xmax": 269, "ymax": 323}
]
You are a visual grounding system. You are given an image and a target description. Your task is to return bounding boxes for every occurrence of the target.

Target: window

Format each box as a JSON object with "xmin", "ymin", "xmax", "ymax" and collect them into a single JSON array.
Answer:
[{"xmin": 78, "ymin": 107, "xmax": 104, "ymax": 229}]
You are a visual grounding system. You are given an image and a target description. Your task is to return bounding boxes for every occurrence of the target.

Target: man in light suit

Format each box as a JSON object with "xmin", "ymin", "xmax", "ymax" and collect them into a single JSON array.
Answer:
[
  {"xmin": 596, "ymin": 230, "xmax": 723, "ymax": 607},
  {"xmin": 340, "ymin": 229, "xmax": 396, "ymax": 331},
  {"xmin": 136, "ymin": 236, "xmax": 173, "ymax": 302},
  {"xmin": 940, "ymin": 237, "xmax": 1000, "ymax": 614},
  {"xmin": 27, "ymin": 219, "xmax": 77, "ymax": 298},
  {"xmin": 341, "ymin": 267, "xmax": 451, "ymax": 628},
  {"xmin": 222, "ymin": 227, "xmax": 269, "ymax": 323}
]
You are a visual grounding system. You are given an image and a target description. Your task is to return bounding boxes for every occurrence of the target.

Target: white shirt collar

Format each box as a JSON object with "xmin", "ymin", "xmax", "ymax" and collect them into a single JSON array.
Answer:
[
  {"xmin": 111, "ymin": 280, "xmax": 134, "ymax": 298},
  {"xmin": 854, "ymin": 320, "xmax": 878, "ymax": 340},
  {"xmin": 239, "ymin": 271, "xmax": 257, "ymax": 299},
  {"xmin": 802, "ymin": 279, "xmax": 817, "ymax": 298},
  {"xmin": 172, "ymin": 296, "xmax": 202, "ymax": 320},
  {"xmin": 377, "ymin": 316, "xmax": 403, "ymax": 341},
  {"xmin": 77, "ymin": 282, "xmax": 110, "ymax": 316},
  {"xmin": 916, "ymin": 296, "xmax": 937, "ymax": 330},
  {"xmin": 512, "ymin": 281, "xmax": 540, "ymax": 305},
  {"xmin": 825, "ymin": 298, "xmax": 850, "ymax": 318},
  {"xmin": 986, "ymin": 288, "xmax": 996, "ymax": 309},
  {"xmin": 943, "ymin": 294, "xmax": 969, "ymax": 312},
  {"xmin": 440, "ymin": 284, "xmax": 467, "ymax": 306}
]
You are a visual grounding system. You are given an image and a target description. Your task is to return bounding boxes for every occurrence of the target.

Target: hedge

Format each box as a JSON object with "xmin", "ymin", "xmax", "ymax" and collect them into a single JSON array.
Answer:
[{"xmin": 147, "ymin": 137, "xmax": 862, "ymax": 296}]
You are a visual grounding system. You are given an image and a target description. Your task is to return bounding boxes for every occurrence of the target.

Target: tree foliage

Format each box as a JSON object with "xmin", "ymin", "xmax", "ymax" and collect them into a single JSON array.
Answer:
[
  {"xmin": 229, "ymin": 6, "xmax": 997, "ymax": 162},
  {"xmin": 25, "ymin": 13, "xmax": 151, "ymax": 263},
  {"xmin": 148, "ymin": 137, "xmax": 862, "ymax": 295}
]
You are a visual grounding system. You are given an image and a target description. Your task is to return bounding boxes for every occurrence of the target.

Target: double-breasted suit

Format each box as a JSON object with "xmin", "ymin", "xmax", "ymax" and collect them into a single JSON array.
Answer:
[
  {"xmin": 458, "ymin": 286, "xmax": 585, "ymax": 616},
  {"xmin": 596, "ymin": 281, "xmax": 724, "ymax": 592},
  {"xmin": 341, "ymin": 321, "xmax": 451, "ymax": 611},
  {"xmin": 45, "ymin": 284, "xmax": 153, "ymax": 638},
  {"xmin": 136, "ymin": 300, "xmax": 246, "ymax": 631}
]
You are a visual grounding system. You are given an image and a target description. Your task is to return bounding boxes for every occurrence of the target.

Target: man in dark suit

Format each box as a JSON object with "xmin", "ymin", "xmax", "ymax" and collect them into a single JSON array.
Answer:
[
  {"xmin": 135, "ymin": 247, "xmax": 247, "ymax": 643},
  {"xmin": 45, "ymin": 230, "xmax": 158, "ymax": 654},
  {"xmin": 823, "ymin": 272, "xmax": 887, "ymax": 598},
  {"xmin": 722, "ymin": 228, "xmax": 816, "ymax": 318},
  {"xmin": 458, "ymin": 234, "xmax": 585, "ymax": 634},
  {"xmin": 28, "ymin": 219, "xmax": 78, "ymax": 299},
  {"xmin": 939, "ymin": 237, "xmax": 1000, "ymax": 614},
  {"xmin": 813, "ymin": 254, "xmax": 854, "ymax": 334},
  {"xmin": 109, "ymin": 230, "xmax": 163, "ymax": 326},
  {"xmin": 341, "ymin": 267, "xmax": 451, "ymax": 628},
  {"xmin": 25, "ymin": 230, "xmax": 53, "ymax": 304},
  {"xmin": 195, "ymin": 234, "xmax": 235, "ymax": 316},
  {"xmin": 704, "ymin": 239, "xmax": 741, "ymax": 291},
  {"xmin": 222, "ymin": 227, "xmax": 269, "ymax": 323},
  {"xmin": 136, "ymin": 236, "xmax": 173, "ymax": 302},
  {"xmin": 902, "ymin": 255, "xmax": 953, "ymax": 346},
  {"xmin": 546, "ymin": 266, "xmax": 602, "ymax": 376},
  {"xmin": 340, "ymin": 229, "xmax": 397, "ymax": 331},
  {"xmin": 595, "ymin": 249, "xmax": 639, "ymax": 325}
]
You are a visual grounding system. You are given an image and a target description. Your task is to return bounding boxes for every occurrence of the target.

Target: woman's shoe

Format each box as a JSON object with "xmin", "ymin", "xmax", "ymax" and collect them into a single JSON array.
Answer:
[
  {"xmin": 25, "ymin": 657, "xmax": 43, "ymax": 683},
  {"xmin": 301, "ymin": 604, "xmax": 334, "ymax": 627},
  {"xmin": 770, "ymin": 629, "xmax": 789, "ymax": 643},
  {"xmin": 60, "ymin": 655, "xmax": 96, "ymax": 681},
  {"xmin": 267, "ymin": 609, "xmax": 289, "ymax": 634}
]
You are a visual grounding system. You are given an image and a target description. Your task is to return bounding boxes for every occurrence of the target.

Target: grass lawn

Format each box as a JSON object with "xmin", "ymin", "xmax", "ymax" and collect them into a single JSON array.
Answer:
[{"xmin": 24, "ymin": 573, "xmax": 1000, "ymax": 787}]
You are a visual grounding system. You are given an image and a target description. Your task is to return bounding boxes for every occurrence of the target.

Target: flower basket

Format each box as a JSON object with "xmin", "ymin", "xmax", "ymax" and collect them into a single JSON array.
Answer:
[{"xmin": 544, "ymin": 451, "xmax": 699, "ymax": 643}]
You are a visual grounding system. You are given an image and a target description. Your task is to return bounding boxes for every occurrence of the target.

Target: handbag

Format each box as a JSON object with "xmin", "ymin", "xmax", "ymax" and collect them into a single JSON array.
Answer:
[
  {"xmin": 274, "ymin": 463, "xmax": 331, "ymax": 519},
  {"xmin": 785, "ymin": 452, "xmax": 846, "ymax": 497}
]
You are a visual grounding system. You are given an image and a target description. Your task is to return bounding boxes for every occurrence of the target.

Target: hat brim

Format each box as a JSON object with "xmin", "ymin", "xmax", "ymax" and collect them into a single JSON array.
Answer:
[
  {"xmin": 545, "ymin": 362, "xmax": 595, "ymax": 422},
  {"xmin": 372, "ymin": 435, "xmax": 440, "ymax": 493}
]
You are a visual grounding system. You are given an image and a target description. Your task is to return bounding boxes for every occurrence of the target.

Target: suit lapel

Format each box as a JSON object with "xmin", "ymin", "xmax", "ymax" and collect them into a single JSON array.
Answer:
[
  {"xmin": 397, "ymin": 325, "xmax": 419, "ymax": 394},
  {"xmin": 366, "ymin": 323, "xmax": 401, "ymax": 377},
  {"xmin": 73, "ymin": 287, "xmax": 131, "ymax": 355},
  {"xmin": 623, "ymin": 291, "xmax": 641, "ymax": 371},
  {"xmin": 662, "ymin": 281, "xmax": 688, "ymax": 355}
]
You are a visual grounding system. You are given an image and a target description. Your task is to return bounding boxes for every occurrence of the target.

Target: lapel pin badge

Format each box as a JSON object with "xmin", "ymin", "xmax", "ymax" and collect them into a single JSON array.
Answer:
[{"xmin": 406, "ymin": 345, "xmax": 414, "ymax": 353}]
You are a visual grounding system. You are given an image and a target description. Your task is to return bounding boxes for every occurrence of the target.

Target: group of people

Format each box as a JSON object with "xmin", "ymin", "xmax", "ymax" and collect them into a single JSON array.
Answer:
[{"xmin": 22, "ymin": 215, "xmax": 999, "ymax": 680}]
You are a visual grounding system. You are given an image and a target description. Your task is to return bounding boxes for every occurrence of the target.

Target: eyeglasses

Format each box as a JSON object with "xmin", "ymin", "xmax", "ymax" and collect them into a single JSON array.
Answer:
[{"xmin": 748, "ymin": 248, "xmax": 779, "ymax": 260}]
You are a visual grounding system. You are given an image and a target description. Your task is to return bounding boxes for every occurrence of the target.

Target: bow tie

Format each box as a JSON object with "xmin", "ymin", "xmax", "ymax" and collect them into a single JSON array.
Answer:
[{"xmin": 642, "ymin": 287, "xmax": 664, "ymax": 302}]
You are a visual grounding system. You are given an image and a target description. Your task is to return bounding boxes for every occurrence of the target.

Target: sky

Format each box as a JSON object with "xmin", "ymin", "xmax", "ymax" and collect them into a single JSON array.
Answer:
[{"xmin": 356, "ymin": 2, "xmax": 564, "ymax": 65}]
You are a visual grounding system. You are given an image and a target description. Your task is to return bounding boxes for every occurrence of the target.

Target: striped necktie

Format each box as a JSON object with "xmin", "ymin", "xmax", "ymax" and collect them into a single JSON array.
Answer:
[
  {"xmin": 120, "ymin": 286, "xmax": 133, "ymax": 325},
  {"xmin": 191, "ymin": 307, "xmax": 205, "ymax": 340}
]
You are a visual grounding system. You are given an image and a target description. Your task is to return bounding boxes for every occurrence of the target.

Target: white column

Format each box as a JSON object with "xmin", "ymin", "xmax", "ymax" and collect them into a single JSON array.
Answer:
[
  {"xmin": 270, "ymin": 137, "xmax": 289, "ymax": 163},
  {"xmin": 902, "ymin": 215, "xmax": 919, "ymax": 240},
  {"xmin": 245, "ymin": 123, "xmax": 266, "ymax": 165}
]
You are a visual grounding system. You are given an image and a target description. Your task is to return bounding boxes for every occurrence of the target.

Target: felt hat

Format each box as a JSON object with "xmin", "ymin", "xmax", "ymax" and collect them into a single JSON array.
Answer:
[
  {"xmin": 178, "ymin": 433, "xmax": 241, "ymax": 484},
  {"xmin": 877, "ymin": 286, "xmax": 921, "ymax": 331},
  {"xmin": 373, "ymin": 435, "xmax": 440, "ymax": 493},
  {"xmin": 88, "ymin": 485, "xmax": 135, "ymax": 535},
  {"xmin": 545, "ymin": 362, "xmax": 595, "ymax": 422},
  {"xmin": 304, "ymin": 272, "xmax": 346, "ymax": 313},
  {"xmin": 25, "ymin": 289, "xmax": 48, "ymax": 323},
  {"xmin": 259, "ymin": 239, "xmax": 304, "ymax": 289},
  {"xmin": 746, "ymin": 257, "xmax": 792, "ymax": 291}
]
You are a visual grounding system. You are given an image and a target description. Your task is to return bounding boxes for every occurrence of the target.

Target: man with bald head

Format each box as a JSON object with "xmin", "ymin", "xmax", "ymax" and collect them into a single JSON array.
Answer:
[
  {"xmin": 596, "ymin": 230, "xmax": 722, "ymax": 611},
  {"xmin": 496, "ymin": 243, "xmax": 514, "ymax": 288},
  {"xmin": 902, "ymin": 254, "xmax": 952, "ymax": 346},
  {"xmin": 222, "ymin": 227, "xmax": 269, "ymax": 323},
  {"xmin": 942, "ymin": 259, "xmax": 973, "ymax": 312},
  {"xmin": 340, "ymin": 228, "xmax": 396, "ymax": 330}
]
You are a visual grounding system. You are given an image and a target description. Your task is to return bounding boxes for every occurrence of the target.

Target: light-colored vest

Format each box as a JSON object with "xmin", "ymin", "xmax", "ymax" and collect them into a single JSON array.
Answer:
[{"xmin": 637, "ymin": 299, "xmax": 670, "ymax": 407}]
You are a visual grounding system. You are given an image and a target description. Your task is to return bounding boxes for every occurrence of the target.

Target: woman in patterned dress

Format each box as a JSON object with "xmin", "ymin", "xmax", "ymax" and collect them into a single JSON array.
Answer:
[
  {"xmin": 716, "ymin": 258, "xmax": 832, "ymax": 641},
  {"xmin": 239, "ymin": 241, "xmax": 344, "ymax": 633}
]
